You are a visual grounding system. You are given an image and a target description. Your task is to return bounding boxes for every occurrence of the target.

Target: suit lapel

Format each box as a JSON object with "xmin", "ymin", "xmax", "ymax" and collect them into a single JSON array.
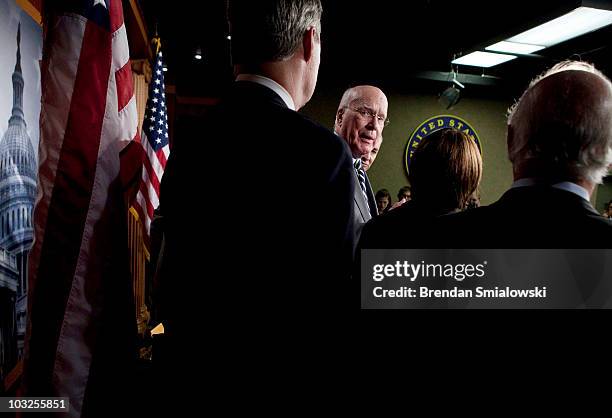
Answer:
[
  {"xmin": 363, "ymin": 171, "xmax": 378, "ymax": 217},
  {"xmin": 579, "ymin": 198, "xmax": 601, "ymax": 216}
]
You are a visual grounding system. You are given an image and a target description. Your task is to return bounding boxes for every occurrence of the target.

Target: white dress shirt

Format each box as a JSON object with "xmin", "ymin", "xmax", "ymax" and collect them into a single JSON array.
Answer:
[{"xmin": 511, "ymin": 178, "xmax": 590, "ymax": 201}]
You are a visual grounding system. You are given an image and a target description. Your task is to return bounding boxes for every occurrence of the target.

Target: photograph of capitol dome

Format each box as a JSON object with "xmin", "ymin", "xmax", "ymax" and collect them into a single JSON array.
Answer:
[{"xmin": 0, "ymin": 0, "xmax": 41, "ymax": 387}]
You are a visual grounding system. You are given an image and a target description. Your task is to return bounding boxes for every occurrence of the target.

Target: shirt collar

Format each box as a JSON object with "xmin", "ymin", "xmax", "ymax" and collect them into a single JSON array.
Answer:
[
  {"xmin": 511, "ymin": 178, "xmax": 590, "ymax": 201},
  {"xmin": 235, "ymin": 74, "xmax": 296, "ymax": 110}
]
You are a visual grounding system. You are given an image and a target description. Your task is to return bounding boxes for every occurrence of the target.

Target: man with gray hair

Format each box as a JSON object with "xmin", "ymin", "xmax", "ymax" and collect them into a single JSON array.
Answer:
[
  {"xmin": 334, "ymin": 85, "xmax": 389, "ymax": 236},
  {"xmin": 442, "ymin": 60, "xmax": 612, "ymax": 248},
  {"xmin": 159, "ymin": 0, "xmax": 355, "ymax": 323}
]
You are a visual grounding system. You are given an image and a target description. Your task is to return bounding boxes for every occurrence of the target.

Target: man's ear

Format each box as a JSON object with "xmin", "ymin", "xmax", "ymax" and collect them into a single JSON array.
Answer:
[
  {"xmin": 336, "ymin": 109, "xmax": 344, "ymax": 127},
  {"xmin": 302, "ymin": 27, "xmax": 316, "ymax": 62}
]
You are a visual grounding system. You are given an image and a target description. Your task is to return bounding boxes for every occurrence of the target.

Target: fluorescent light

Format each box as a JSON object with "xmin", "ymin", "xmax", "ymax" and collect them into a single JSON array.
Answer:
[
  {"xmin": 508, "ymin": 6, "xmax": 612, "ymax": 47},
  {"xmin": 486, "ymin": 41, "xmax": 545, "ymax": 54},
  {"xmin": 452, "ymin": 51, "xmax": 517, "ymax": 68}
]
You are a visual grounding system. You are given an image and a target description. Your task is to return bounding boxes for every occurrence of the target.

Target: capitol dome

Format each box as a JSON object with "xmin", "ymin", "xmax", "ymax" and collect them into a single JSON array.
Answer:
[
  {"xmin": 0, "ymin": 117, "xmax": 37, "ymax": 184},
  {"xmin": 0, "ymin": 22, "xmax": 36, "ymax": 253}
]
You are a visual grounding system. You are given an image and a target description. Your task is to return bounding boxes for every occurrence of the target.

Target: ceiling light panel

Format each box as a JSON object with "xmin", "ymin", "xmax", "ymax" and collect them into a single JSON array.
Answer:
[
  {"xmin": 452, "ymin": 51, "xmax": 517, "ymax": 68},
  {"xmin": 485, "ymin": 41, "xmax": 545, "ymax": 54},
  {"xmin": 507, "ymin": 7, "xmax": 612, "ymax": 47}
]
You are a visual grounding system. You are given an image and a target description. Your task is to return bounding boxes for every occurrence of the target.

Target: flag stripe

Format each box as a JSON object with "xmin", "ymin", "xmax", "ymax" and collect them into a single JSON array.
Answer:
[
  {"xmin": 26, "ymin": 16, "xmax": 111, "ymax": 401},
  {"xmin": 140, "ymin": 148, "xmax": 160, "ymax": 197},
  {"xmin": 156, "ymin": 146, "xmax": 167, "ymax": 167},
  {"xmin": 118, "ymin": 95, "xmax": 139, "ymax": 144},
  {"xmin": 28, "ymin": 14, "xmax": 86, "ymax": 293},
  {"xmin": 134, "ymin": 191, "xmax": 152, "ymax": 232},
  {"xmin": 137, "ymin": 180, "xmax": 155, "ymax": 220},
  {"xmin": 111, "ymin": 24, "xmax": 130, "ymax": 72},
  {"xmin": 140, "ymin": 161, "xmax": 160, "ymax": 208},
  {"xmin": 115, "ymin": 61, "xmax": 133, "ymax": 112},
  {"xmin": 109, "ymin": 0, "xmax": 124, "ymax": 34},
  {"xmin": 162, "ymin": 144, "xmax": 170, "ymax": 160},
  {"xmin": 138, "ymin": 172, "xmax": 159, "ymax": 209},
  {"xmin": 141, "ymin": 131, "xmax": 165, "ymax": 182}
]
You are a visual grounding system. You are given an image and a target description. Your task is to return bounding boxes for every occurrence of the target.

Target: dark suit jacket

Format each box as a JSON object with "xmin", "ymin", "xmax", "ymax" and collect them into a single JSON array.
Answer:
[
  {"xmin": 158, "ymin": 81, "xmax": 355, "ymax": 324},
  {"xmin": 358, "ymin": 200, "xmax": 455, "ymax": 249},
  {"xmin": 439, "ymin": 186, "xmax": 612, "ymax": 248}
]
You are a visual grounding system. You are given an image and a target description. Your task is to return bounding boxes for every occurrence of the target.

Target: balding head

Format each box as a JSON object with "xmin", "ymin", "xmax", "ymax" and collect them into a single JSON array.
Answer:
[
  {"xmin": 508, "ymin": 61, "xmax": 612, "ymax": 187},
  {"xmin": 334, "ymin": 85, "xmax": 389, "ymax": 158},
  {"xmin": 337, "ymin": 86, "xmax": 388, "ymax": 113}
]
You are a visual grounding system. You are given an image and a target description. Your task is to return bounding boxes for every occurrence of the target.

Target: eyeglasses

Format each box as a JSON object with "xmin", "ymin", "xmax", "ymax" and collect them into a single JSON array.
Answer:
[{"xmin": 345, "ymin": 106, "xmax": 390, "ymax": 127}]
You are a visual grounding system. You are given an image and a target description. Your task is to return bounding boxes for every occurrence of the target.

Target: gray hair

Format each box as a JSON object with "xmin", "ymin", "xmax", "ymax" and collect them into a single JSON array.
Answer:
[
  {"xmin": 507, "ymin": 60, "xmax": 612, "ymax": 184},
  {"xmin": 338, "ymin": 87, "xmax": 359, "ymax": 109},
  {"xmin": 231, "ymin": 0, "xmax": 322, "ymax": 64}
]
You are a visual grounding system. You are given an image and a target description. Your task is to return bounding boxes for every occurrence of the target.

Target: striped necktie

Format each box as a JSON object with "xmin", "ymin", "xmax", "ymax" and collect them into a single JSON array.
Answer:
[{"xmin": 354, "ymin": 159, "xmax": 368, "ymax": 202}]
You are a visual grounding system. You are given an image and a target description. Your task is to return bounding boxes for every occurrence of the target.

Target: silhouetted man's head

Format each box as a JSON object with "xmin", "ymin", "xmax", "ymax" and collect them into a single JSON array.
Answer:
[{"xmin": 507, "ymin": 61, "xmax": 612, "ymax": 190}]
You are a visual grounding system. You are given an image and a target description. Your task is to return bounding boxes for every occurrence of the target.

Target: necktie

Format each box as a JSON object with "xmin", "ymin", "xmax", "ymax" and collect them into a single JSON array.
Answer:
[{"xmin": 354, "ymin": 160, "xmax": 368, "ymax": 202}]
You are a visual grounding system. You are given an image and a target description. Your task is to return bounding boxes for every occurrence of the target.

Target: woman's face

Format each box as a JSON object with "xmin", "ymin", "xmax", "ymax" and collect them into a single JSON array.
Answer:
[{"xmin": 377, "ymin": 197, "xmax": 389, "ymax": 213}]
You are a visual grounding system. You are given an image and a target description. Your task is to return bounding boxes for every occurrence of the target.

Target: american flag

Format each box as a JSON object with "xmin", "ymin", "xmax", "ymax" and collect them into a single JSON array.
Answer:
[
  {"xmin": 133, "ymin": 46, "xmax": 169, "ymax": 240},
  {"xmin": 23, "ymin": 0, "xmax": 139, "ymax": 415}
]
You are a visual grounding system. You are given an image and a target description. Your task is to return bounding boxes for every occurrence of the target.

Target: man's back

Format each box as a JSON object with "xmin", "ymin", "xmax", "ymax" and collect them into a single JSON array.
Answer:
[
  {"xmin": 439, "ymin": 187, "xmax": 612, "ymax": 248},
  {"xmin": 158, "ymin": 81, "xmax": 355, "ymax": 320}
]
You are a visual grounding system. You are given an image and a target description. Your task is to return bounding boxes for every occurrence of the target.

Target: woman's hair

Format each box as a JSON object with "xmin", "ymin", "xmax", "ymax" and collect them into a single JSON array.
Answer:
[{"xmin": 409, "ymin": 128, "xmax": 482, "ymax": 210}]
